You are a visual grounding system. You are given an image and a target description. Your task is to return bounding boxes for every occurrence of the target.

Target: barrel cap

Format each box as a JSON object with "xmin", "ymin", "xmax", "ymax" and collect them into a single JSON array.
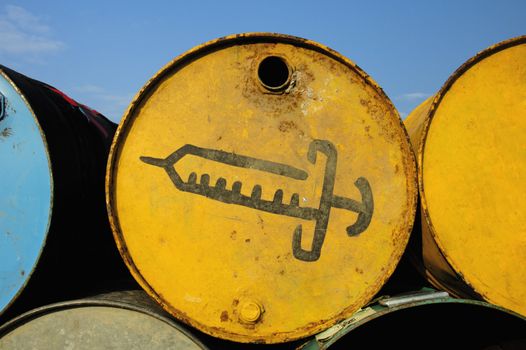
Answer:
[
  {"xmin": 0, "ymin": 68, "xmax": 52, "ymax": 317},
  {"xmin": 412, "ymin": 36, "xmax": 526, "ymax": 316},
  {"xmin": 107, "ymin": 33, "xmax": 417, "ymax": 343}
]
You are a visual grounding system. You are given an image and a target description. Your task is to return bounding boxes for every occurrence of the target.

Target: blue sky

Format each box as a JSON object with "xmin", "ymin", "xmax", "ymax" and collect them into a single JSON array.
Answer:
[{"xmin": 0, "ymin": 1, "xmax": 524, "ymax": 122}]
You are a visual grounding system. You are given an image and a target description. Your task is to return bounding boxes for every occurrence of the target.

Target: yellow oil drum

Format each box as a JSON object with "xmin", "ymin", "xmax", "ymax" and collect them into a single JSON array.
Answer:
[
  {"xmin": 107, "ymin": 33, "xmax": 417, "ymax": 343},
  {"xmin": 404, "ymin": 36, "xmax": 526, "ymax": 316}
]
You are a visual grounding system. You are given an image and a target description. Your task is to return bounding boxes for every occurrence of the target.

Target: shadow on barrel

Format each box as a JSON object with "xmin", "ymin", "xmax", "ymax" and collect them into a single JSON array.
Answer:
[{"xmin": 0, "ymin": 65, "xmax": 138, "ymax": 323}]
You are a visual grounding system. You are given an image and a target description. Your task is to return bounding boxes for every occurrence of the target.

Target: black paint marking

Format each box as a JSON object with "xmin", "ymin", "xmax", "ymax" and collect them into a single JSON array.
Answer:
[
  {"xmin": 140, "ymin": 140, "xmax": 374, "ymax": 262},
  {"xmin": 0, "ymin": 92, "xmax": 6, "ymax": 122},
  {"xmin": 141, "ymin": 144, "xmax": 308, "ymax": 180}
]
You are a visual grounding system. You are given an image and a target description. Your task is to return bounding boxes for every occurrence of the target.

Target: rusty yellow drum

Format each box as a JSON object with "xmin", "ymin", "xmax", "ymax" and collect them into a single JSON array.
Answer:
[
  {"xmin": 107, "ymin": 33, "xmax": 417, "ymax": 343},
  {"xmin": 405, "ymin": 36, "xmax": 526, "ymax": 316}
]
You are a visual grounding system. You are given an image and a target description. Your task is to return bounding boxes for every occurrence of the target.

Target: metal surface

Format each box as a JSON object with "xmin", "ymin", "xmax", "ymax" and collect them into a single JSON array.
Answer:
[
  {"xmin": 377, "ymin": 289, "xmax": 448, "ymax": 307},
  {"xmin": 299, "ymin": 292, "xmax": 526, "ymax": 349},
  {"xmin": 0, "ymin": 70, "xmax": 52, "ymax": 317},
  {"xmin": 0, "ymin": 65, "xmax": 130, "ymax": 321},
  {"xmin": 404, "ymin": 36, "xmax": 526, "ymax": 317},
  {"xmin": 0, "ymin": 291, "xmax": 208, "ymax": 350},
  {"xmin": 107, "ymin": 33, "xmax": 417, "ymax": 343}
]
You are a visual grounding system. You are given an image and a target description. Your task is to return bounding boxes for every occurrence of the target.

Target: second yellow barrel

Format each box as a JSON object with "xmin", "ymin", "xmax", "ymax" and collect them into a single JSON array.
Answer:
[
  {"xmin": 405, "ymin": 36, "xmax": 526, "ymax": 316},
  {"xmin": 106, "ymin": 33, "xmax": 417, "ymax": 343}
]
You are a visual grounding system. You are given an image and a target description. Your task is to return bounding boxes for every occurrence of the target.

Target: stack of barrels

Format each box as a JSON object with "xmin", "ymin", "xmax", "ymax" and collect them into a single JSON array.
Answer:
[{"xmin": 0, "ymin": 33, "xmax": 524, "ymax": 349}]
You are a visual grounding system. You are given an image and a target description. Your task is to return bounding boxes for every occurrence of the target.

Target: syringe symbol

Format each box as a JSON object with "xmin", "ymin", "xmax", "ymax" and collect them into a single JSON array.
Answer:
[{"xmin": 140, "ymin": 139, "xmax": 373, "ymax": 262}]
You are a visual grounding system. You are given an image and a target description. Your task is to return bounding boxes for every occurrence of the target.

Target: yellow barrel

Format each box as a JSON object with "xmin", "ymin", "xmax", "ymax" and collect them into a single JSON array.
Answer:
[
  {"xmin": 405, "ymin": 36, "xmax": 526, "ymax": 316},
  {"xmin": 107, "ymin": 33, "xmax": 417, "ymax": 343}
]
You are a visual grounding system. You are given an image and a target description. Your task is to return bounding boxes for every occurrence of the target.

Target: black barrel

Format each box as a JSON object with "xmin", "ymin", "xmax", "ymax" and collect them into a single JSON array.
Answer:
[{"xmin": 0, "ymin": 65, "xmax": 134, "ymax": 322}]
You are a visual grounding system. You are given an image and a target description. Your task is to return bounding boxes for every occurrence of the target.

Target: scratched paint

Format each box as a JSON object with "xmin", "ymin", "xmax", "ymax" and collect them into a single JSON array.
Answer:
[
  {"xmin": 0, "ymin": 71, "xmax": 52, "ymax": 316},
  {"xmin": 107, "ymin": 33, "xmax": 417, "ymax": 343}
]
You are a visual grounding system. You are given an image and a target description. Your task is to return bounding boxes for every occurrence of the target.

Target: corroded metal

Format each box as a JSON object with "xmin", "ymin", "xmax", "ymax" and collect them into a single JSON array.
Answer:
[{"xmin": 107, "ymin": 33, "xmax": 417, "ymax": 343}]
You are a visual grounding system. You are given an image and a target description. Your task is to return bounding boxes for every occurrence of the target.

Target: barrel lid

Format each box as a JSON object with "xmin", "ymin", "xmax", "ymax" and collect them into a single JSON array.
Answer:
[
  {"xmin": 0, "ymin": 68, "xmax": 52, "ymax": 316},
  {"xmin": 107, "ymin": 33, "xmax": 417, "ymax": 343},
  {"xmin": 419, "ymin": 36, "xmax": 526, "ymax": 316},
  {"xmin": 0, "ymin": 296, "xmax": 207, "ymax": 349}
]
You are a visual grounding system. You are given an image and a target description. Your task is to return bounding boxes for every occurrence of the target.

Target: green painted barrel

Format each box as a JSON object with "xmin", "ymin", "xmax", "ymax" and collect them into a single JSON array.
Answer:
[{"xmin": 299, "ymin": 291, "xmax": 526, "ymax": 349}]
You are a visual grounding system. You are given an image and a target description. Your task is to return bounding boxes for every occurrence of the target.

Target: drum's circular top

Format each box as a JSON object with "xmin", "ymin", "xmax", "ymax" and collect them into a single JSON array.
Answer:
[
  {"xmin": 0, "ymin": 298, "xmax": 207, "ymax": 350},
  {"xmin": 107, "ymin": 33, "xmax": 417, "ymax": 343},
  {"xmin": 0, "ymin": 69, "xmax": 52, "ymax": 317},
  {"xmin": 419, "ymin": 36, "xmax": 526, "ymax": 316}
]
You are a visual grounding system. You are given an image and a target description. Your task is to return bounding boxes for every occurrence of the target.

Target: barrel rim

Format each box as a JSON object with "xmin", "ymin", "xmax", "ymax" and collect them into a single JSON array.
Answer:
[
  {"xmin": 0, "ymin": 67, "xmax": 54, "ymax": 318},
  {"xmin": 299, "ymin": 296, "xmax": 526, "ymax": 349},
  {"xmin": 416, "ymin": 35, "xmax": 526, "ymax": 303},
  {"xmin": 0, "ymin": 294, "xmax": 208, "ymax": 349},
  {"xmin": 105, "ymin": 32, "xmax": 418, "ymax": 343}
]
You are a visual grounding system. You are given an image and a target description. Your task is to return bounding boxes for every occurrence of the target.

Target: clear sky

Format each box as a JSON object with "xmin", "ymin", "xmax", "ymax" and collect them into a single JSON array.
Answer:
[{"xmin": 0, "ymin": 1, "xmax": 524, "ymax": 122}]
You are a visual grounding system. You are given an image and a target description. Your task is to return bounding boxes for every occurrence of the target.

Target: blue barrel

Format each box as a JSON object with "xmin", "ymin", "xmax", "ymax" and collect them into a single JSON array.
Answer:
[{"xmin": 0, "ymin": 65, "xmax": 131, "ymax": 321}]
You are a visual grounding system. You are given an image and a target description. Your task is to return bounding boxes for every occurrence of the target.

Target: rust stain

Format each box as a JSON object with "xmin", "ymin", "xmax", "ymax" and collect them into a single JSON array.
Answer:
[
  {"xmin": 360, "ymin": 98, "xmax": 381, "ymax": 116},
  {"xmin": 1, "ymin": 127, "xmax": 12, "ymax": 138},
  {"xmin": 257, "ymin": 215, "xmax": 264, "ymax": 230},
  {"xmin": 243, "ymin": 323, "xmax": 257, "ymax": 330},
  {"xmin": 309, "ymin": 50, "xmax": 341, "ymax": 74},
  {"xmin": 364, "ymin": 125, "xmax": 373, "ymax": 140},
  {"xmin": 355, "ymin": 267, "xmax": 363, "ymax": 274},
  {"xmin": 230, "ymin": 230, "xmax": 237, "ymax": 240},
  {"xmin": 278, "ymin": 120, "xmax": 304, "ymax": 136},
  {"xmin": 244, "ymin": 238, "xmax": 251, "ymax": 243},
  {"xmin": 360, "ymin": 96, "xmax": 400, "ymax": 142},
  {"xmin": 240, "ymin": 44, "xmax": 318, "ymax": 117},
  {"xmin": 220, "ymin": 311, "xmax": 229, "ymax": 322}
]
